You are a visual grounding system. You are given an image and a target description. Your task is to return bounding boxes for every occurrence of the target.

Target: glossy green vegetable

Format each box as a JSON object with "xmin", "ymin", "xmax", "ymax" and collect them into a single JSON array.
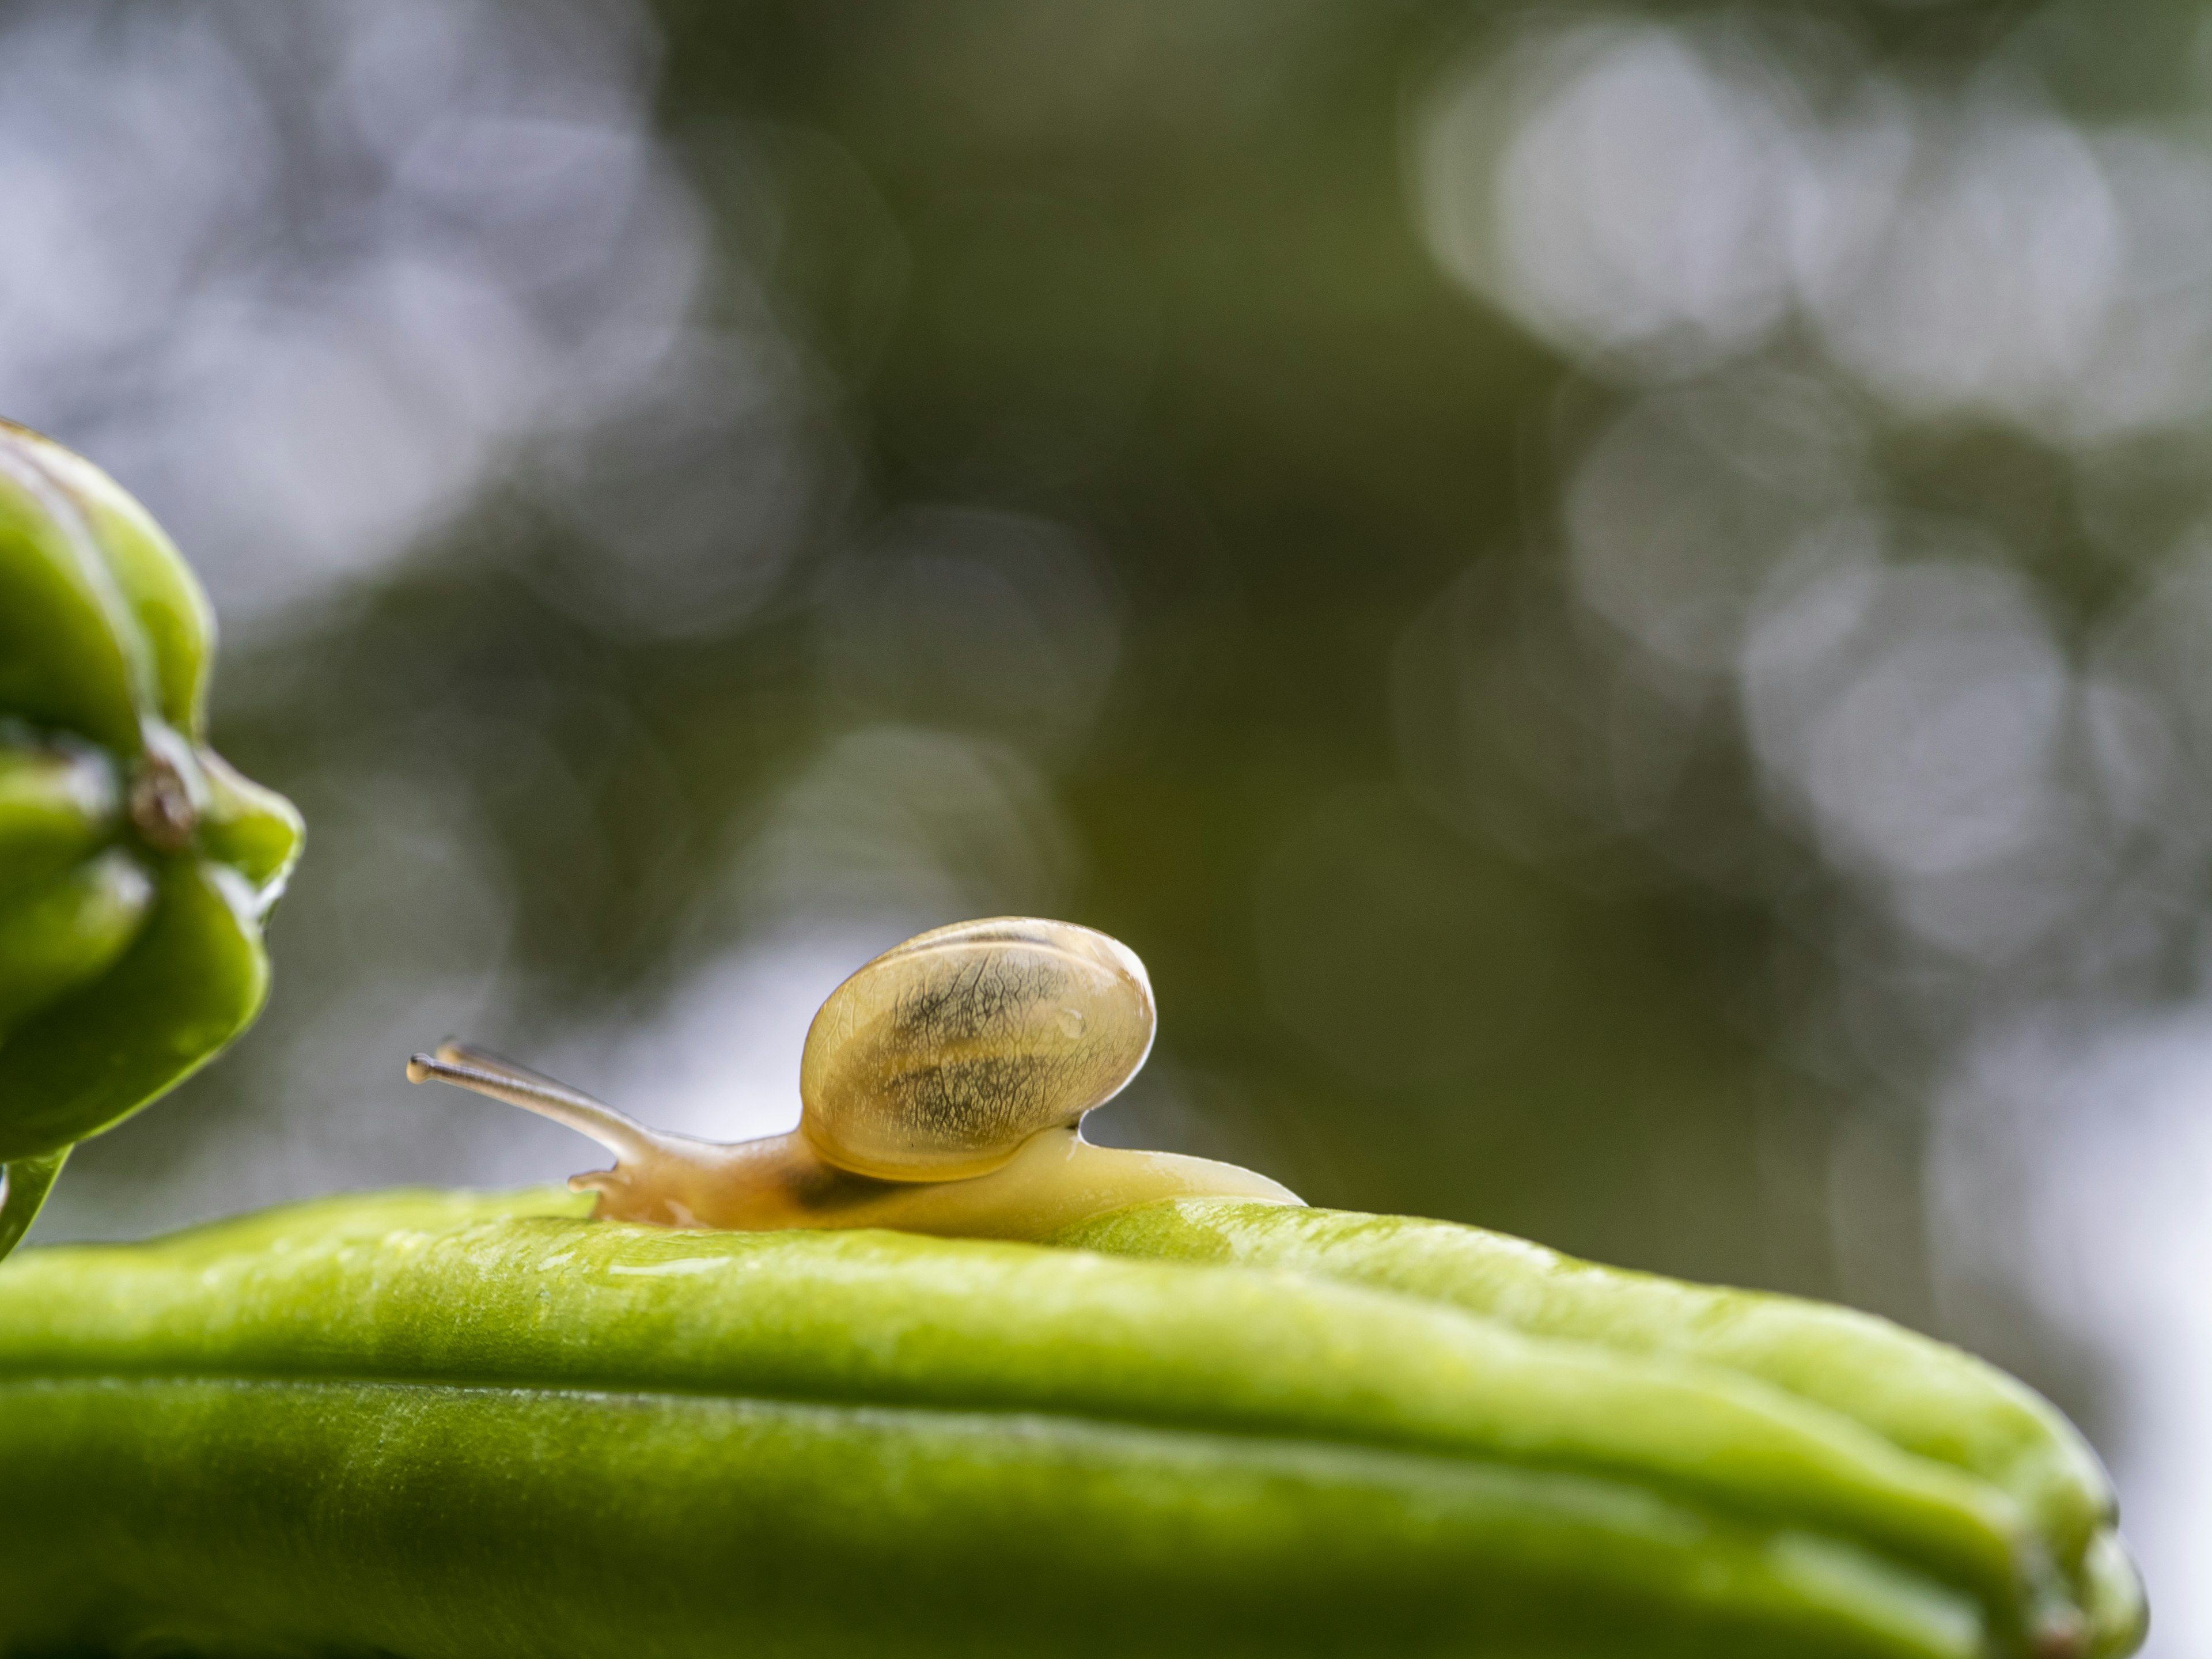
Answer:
[
  {"xmin": 0, "ymin": 421, "xmax": 301, "ymax": 1254},
  {"xmin": 0, "ymin": 1185, "xmax": 2135, "ymax": 1658},
  {"xmin": 1058, "ymin": 1201, "xmax": 2146, "ymax": 1659}
]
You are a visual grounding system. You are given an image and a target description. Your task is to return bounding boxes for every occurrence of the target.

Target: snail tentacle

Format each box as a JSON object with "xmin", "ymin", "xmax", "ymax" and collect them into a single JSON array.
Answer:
[
  {"xmin": 431, "ymin": 1040, "xmax": 591, "ymax": 1100},
  {"xmin": 406, "ymin": 1048, "xmax": 666, "ymax": 1166}
]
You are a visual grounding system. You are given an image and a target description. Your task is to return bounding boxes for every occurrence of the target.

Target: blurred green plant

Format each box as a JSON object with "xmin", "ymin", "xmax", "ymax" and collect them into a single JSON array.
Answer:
[{"xmin": 0, "ymin": 422, "xmax": 300, "ymax": 1255}]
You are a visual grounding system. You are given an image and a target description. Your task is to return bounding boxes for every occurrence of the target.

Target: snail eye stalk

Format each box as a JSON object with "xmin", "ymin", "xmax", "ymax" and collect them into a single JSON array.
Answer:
[{"xmin": 406, "ymin": 1044, "xmax": 665, "ymax": 1165}]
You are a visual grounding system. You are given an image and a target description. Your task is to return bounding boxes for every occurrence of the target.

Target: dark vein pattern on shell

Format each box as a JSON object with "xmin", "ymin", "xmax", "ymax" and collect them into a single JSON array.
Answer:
[{"xmin": 879, "ymin": 953, "xmax": 1100, "ymax": 1151}]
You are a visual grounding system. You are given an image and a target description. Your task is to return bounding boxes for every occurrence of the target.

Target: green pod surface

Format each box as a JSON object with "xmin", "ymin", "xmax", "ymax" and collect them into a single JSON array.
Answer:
[
  {"xmin": 0, "ymin": 1186, "xmax": 2107, "ymax": 1659},
  {"xmin": 0, "ymin": 421, "xmax": 302, "ymax": 1255},
  {"xmin": 1054, "ymin": 1200, "xmax": 2145, "ymax": 1658}
]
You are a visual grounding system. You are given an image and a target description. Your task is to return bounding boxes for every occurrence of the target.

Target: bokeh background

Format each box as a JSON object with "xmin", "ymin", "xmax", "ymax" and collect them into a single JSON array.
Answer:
[{"xmin": 5, "ymin": 0, "xmax": 2210, "ymax": 1645}]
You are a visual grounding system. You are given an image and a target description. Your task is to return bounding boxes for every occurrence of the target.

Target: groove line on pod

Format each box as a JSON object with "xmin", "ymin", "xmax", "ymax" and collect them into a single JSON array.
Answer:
[
  {"xmin": 0, "ymin": 1372, "xmax": 1979, "ymax": 1577},
  {"xmin": 0, "ymin": 1373, "xmax": 1996, "ymax": 1659},
  {"xmin": 0, "ymin": 1350, "xmax": 2007, "ymax": 1580}
]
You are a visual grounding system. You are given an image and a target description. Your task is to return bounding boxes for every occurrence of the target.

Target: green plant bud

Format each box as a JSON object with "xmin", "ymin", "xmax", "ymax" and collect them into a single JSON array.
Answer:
[
  {"xmin": 0, "ymin": 741, "xmax": 118, "ymax": 908},
  {"xmin": 0, "ymin": 850, "xmax": 155, "ymax": 1029},
  {"xmin": 0, "ymin": 421, "xmax": 301, "ymax": 1256},
  {"xmin": 0, "ymin": 1186, "xmax": 2128, "ymax": 1658},
  {"xmin": 0, "ymin": 1152, "xmax": 65, "ymax": 1262}
]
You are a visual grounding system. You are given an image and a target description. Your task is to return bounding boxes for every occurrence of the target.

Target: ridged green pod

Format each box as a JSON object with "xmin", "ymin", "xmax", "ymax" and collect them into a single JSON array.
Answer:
[
  {"xmin": 1056, "ymin": 1200, "xmax": 2147, "ymax": 1659},
  {"xmin": 0, "ymin": 1186, "xmax": 2145, "ymax": 1657},
  {"xmin": 0, "ymin": 422, "xmax": 302, "ymax": 1253}
]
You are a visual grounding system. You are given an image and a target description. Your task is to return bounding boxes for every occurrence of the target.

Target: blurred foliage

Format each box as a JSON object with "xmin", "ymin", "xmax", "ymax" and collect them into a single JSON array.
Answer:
[{"xmin": 249, "ymin": 3, "xmax": 1812, "ymax": 1275}]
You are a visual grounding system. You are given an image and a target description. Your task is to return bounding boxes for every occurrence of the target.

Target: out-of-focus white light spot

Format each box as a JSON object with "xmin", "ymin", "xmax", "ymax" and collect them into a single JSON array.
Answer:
[
  {"xmin": 1567, "ymin": 377, "xmax": 1864, "ymax": 672},
  {"xmin": 0, "ymin": 13, "xmax": 271, "ymax": 388},
  {"xmin": 1419, "ymin": 25, "xmax": 1807, "ymax": 373},
  {"xmin": 1420, "ymin": 26, "xmax": 2212, "ymax": 440},
  {"xmin": 1802, "ymin": 93, "xmax": 2122, "ymax": 430},
  {"xmin": 1743, "ymin": 551, "xmax": 2082, "ymax": 958},
  {"xmin": 1798, "ymin": 572, "xmax": 2066, "ymax": 878},
  {"xmin": 90, "ymin": 263, "xmax": 547, "ymax": 601},
  {"xmin": 2063, "ymin": 134, "xmax": 2212, "ymax": 437},
  {"xmin": 1934, "ymin": 1017, "xmax": 2212, "ymax": 1659},
  {"xmin": 0, "ymin": 0, "xmax": 718, "ymax": 627}
]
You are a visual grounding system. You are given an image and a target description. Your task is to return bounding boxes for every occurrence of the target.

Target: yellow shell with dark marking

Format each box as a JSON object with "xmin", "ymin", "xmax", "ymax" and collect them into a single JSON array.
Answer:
[{"xmin": 798, "ymin": 917, "xmax": 1156, "ymax": 1181}]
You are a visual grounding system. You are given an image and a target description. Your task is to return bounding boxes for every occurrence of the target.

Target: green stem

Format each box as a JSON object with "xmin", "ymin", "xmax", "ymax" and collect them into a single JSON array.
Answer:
[{"xmin": 0, "ymin": 1148, "xmax": 67, "ymax": 1260}]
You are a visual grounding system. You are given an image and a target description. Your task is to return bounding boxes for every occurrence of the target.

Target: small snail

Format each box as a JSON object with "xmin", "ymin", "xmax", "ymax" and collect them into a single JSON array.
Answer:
[{"xmin": 407, "ymin": 917, "xmax": 1301, "ymax": 1239}]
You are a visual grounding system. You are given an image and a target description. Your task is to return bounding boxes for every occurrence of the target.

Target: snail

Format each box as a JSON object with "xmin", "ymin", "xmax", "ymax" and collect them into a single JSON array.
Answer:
[{"xmin": 406, "ymin": 917, "xmax": 1301, "ymax": 1238}]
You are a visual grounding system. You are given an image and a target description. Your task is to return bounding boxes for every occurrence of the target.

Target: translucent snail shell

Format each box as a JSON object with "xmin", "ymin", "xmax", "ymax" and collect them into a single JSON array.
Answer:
[{"xmin": 799, "ymin": 918, "xmax": 1155, "ymax": 1181}]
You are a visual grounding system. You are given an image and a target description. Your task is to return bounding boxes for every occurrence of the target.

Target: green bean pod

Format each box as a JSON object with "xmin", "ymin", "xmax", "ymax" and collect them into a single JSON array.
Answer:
[
  {"xmin": 0, "ymin": 421, "xmax": 302, "ymax": 1253},
  {"xmin": 0, "ymin": 1185, "xmax": 2117, "ymax": 1658},
  {"xmin": 1054, "ymin": 1200, "xmax": 2145, "ymax": 1658}
]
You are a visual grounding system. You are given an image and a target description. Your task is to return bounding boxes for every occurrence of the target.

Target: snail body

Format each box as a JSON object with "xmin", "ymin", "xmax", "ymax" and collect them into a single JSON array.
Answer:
[{"xmin": 408, "ymin": 917, "xmax": 1299, "ymax": 1238}]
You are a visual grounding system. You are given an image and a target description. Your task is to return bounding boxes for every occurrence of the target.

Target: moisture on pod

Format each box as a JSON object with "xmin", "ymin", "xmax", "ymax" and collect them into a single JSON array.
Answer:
[{"xmin": 0, "ymin": 422, "xmax": 302, "ymax": 1257}]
